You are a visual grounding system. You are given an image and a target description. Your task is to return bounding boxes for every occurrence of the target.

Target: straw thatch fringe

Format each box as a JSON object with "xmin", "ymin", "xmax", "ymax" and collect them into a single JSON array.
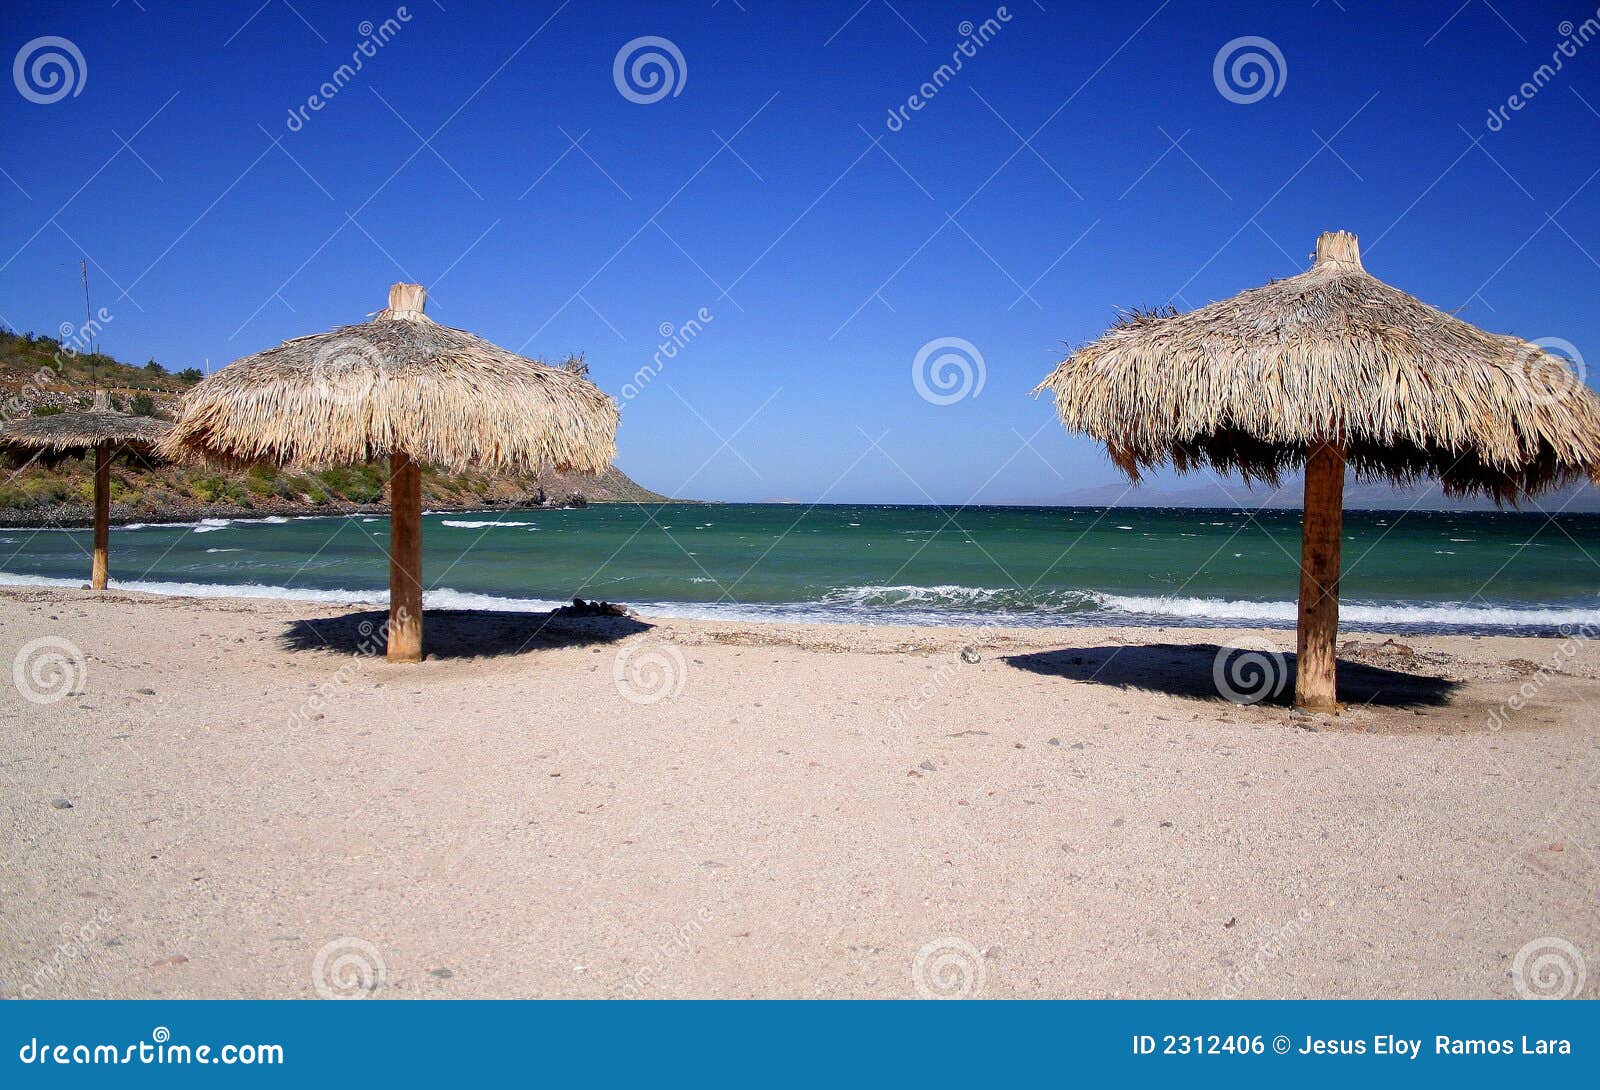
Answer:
[
  {"xmin": 0, "ymin": 412, "xmax": 169, "ymax": 467},
  {"xmin": 160, "ymin": 295, "xmax": 618, "ymax": 475},
  {"xmin": 1033, "ymin": 232, "xmax": 1600, "ymax": 502}
]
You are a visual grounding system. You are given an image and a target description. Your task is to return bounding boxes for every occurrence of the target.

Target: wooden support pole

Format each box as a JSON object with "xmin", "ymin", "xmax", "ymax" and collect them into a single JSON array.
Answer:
[
  {"xmin": 91, "ymin": 441, "xmax": 110, "ymax": 590},
  {"xmin": 387, "ymin": 450, "xmax": 424, "ymax": 663},
  {"xmin": 1294, "ymin": 441, "xmax": 1345, "ymax": 711}
]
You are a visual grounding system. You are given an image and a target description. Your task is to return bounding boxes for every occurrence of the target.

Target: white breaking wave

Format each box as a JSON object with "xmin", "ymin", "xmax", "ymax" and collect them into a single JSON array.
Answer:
[
  {"xmin": 818, "ymin": 583, "xmax": 1600, "ymax": 631},
  {"xmin": 1, "ymin": 573, "xmax": 1592, "ymax": 633},
  {"xmin": 1092, "ymin": 592, "xmax": 1600, "ymax": 629},
  {"xmin": 439, "ymin": 520, "xmax": 535, "ymax": 529},
  {"xmin": 817, "ymin": 584, "xmax": 1098, "ymax": 613},
  {"xmin": 0, "ymin": 571, "xmax": 384, "ymax": 603},
  {"xmin": 0, "ymin": 571, "xmax": 567, "ymax": 613},
  {"xmin": 117, "ymin": 514, "xmax": 303, "ymax": 532}
]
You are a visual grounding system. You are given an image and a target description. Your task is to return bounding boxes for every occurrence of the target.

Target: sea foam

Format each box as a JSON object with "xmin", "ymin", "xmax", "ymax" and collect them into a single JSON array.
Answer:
[
  {"xmin": 1, "ymin": 574, "xmax": 1592, "ymax": 635},
  {"xmin": 439, "ymin": 520, "xmax": 535, "ymax": 529}
]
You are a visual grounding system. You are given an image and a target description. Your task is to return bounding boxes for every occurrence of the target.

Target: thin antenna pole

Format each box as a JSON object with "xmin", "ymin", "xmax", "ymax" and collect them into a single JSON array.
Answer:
[{"xmin": 79, "ymin": 259, "xmax": 94, "ymax": 388}]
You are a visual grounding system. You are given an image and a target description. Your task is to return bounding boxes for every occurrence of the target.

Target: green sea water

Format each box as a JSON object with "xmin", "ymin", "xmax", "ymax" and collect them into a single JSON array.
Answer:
[{"xmin": 2, "ymin": 503, "xmax": 1597, "ymax": 633}]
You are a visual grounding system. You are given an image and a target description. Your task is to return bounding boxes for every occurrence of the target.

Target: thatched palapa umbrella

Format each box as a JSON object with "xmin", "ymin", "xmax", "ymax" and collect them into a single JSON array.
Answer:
[
  {"xmin": 1034, "ymin": 231, "xmax": 1600, "ymax": 710},
  {"xmin": 0, "ymin": 391, "xmax": 169, "ymax": 590},
  {"xmin": 161, "ymin": 284, "xmax": 618, "ymax": 662}
]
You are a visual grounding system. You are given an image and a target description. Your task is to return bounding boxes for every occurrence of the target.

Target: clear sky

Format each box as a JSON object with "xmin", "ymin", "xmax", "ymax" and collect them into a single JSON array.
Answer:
[{"xmin": 3, "ymin": 0, "xmax": 1598, "ymax": 503}]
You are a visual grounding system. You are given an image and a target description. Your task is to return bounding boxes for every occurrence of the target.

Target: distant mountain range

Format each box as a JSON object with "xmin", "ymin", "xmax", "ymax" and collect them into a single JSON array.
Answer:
[{"xmin": 1003, "ymin": 476, "xmax": 1600, "ymax": 513}]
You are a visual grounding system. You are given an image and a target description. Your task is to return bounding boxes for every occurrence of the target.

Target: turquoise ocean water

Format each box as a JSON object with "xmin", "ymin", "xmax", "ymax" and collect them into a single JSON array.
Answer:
[{"xmin": 2, "ymin": 504, "xmax": 1597, "ymax": 633}]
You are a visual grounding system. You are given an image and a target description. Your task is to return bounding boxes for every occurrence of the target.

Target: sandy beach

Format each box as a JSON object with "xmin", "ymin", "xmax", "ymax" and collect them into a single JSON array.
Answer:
[{"xmin": 1, "ymin": 584, "xmax": 1595, "ymax": 1000}]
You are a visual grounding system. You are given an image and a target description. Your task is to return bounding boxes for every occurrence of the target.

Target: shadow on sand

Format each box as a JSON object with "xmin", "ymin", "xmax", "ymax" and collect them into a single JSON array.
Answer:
[
  {"xmin": 1004, "ymin": 642, "xmax": 1458, "ymax": 709},
  {"xmin": 280, "ymin": 608, "xmax": 652, "ymax": 660}
]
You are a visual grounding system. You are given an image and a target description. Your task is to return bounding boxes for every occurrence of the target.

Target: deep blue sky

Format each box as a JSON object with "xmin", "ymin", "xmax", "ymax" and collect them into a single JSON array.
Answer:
[{"xmin": 3, "ymin": 0, "xmax": 1598, "ymax": 502}]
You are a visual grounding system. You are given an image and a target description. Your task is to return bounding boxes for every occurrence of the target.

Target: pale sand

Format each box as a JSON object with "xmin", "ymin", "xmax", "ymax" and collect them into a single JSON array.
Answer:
[{"xmin": 1, "ymin": 584, "xmax": 1595, "ymax": 1000}]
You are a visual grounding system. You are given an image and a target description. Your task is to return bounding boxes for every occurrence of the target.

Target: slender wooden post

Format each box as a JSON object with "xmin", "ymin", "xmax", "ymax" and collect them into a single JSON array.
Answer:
[
  {"xmin": 387, "ymin": 450, "xmax": 424, "ymax": 662},
  {"xmin": 1294, "ymin": 441, "xmax": 1345, "ymax": 711},
  {"xmin": 91, "ymin": 441, "xmax": 110, "ymax": 590}
]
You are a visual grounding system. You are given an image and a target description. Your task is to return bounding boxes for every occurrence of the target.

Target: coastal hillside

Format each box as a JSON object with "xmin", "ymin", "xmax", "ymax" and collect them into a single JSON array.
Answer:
[{"xmin": 0, "ymin": 329, "xmax": 666, "ymax": 526}]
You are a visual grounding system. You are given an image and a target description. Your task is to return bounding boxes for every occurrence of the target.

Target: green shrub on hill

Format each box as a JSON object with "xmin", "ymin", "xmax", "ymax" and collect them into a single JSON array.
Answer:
[
  {"xmin": 245, "ymin": 464, "xmax": 277, "ymax": 497},
  {"xmin": 192, "ymin": 475, "xmax": 249, "ymax": 506},
  {"xmin": 315, "ymin": 464, "xmax": 384, "ymax": 503}
]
